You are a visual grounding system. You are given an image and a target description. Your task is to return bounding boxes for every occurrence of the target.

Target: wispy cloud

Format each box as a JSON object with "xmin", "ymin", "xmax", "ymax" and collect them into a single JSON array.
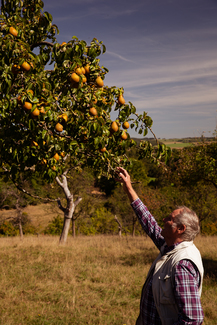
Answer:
[
  {"xmin": 106, "ymin": 51, "xmax": 134, "ymax": 63},
  {"xmin": 47, "ymin": 0, "xmax": 139, "ymax": 22}
]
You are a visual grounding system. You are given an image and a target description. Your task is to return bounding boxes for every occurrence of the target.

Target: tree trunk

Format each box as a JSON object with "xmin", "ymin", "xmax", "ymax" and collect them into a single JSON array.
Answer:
[
  {"xmin": 15, "ymin": 198, "xmax": 23, "ymax": 239},
  {"xmin": 18, "ymin": 218, "xmax": 23, "ymax": 239},
  {"xmin": 59, "ymin": 217, "xmax": 71, "ymax": 244},
  {"xmin": 114, "ymin": 215, "xmax": 122, "ymax": 237},
  {"xmin": 132, "ymin": 218, "xmax": 136, "ymax": 237},
  {"xmin": 72, "ymin": 218, "xmax": 76, "ymax": 238},
  {"xmin": 56, "ymin": 173, "xmax": 82, "ymax": 245},
  {"xmin": 132, "ymin": 224, "xmax": 135, "ymax": 237}
]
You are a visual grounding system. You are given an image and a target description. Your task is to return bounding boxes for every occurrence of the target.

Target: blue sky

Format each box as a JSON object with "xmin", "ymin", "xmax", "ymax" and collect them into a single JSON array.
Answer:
[{"xmin": 44, "ymin": 0, "xmax": 217, "ymax": 139}]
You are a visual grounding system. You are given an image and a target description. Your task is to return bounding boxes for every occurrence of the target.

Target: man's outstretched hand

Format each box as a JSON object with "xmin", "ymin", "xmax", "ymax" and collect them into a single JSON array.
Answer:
[{"xmin": 115, "ymin": 167, "xmax": 138, "ymax": 203}]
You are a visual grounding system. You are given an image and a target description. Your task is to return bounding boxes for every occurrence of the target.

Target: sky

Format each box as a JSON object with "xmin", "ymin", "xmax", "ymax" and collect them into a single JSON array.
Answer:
[{"xmin": 44, "ymin": 0, "xmax": 217, "ymax": 139}]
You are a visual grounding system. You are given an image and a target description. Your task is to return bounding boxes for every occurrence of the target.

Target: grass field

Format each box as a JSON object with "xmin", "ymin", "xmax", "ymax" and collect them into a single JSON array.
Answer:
[
  {"xmin": 163, "ymin": 142, "xmax": 193, "ymax": 149},
  {"xmin": 0, "ymin": 235, "xmax": 217, "ymax": 324}
]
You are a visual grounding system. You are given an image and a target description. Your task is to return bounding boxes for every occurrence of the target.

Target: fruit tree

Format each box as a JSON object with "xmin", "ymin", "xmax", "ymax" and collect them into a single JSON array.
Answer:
[{"xmin": 0, "ymin": 0, "xmax": 170, "ymax": 243}]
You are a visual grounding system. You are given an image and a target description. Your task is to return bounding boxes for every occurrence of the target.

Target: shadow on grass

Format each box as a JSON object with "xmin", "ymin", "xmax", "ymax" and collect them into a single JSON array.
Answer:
[
  {"xmin": 120, "ymin": 250, "xmax": 159, "ymax": 266},
  {"xmin": 203, "ymin": 258, "xmax": 217, "ymax": 279}
]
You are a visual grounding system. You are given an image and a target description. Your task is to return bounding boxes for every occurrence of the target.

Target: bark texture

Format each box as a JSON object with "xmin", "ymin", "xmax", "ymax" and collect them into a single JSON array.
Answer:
[{"xmin": 56, "ymin": 173, "xmax": 82, "ymax": 244}]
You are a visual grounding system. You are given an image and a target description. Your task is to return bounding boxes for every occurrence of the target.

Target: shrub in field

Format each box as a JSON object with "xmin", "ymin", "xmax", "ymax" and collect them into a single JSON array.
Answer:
[
  {"xmin": 201, "ymin": 222, "xmax": 217, "ymax": 236},
  {"xmin": 75, "ymin": 207, "xmax": 116, "ymax": 235},
  {"xmin": 0, "ymin": 221, "xmax": 18, "ymax": 236},
  {"xmin": 44, "ymin": 215, "xmax": 64, "ymax": 235}
]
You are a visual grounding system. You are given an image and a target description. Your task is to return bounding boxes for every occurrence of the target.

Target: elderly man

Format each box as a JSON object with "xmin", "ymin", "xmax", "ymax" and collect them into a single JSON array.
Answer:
[{"xmin": 116, "ymin": 167, "xmax": 204, "ymax": 325}]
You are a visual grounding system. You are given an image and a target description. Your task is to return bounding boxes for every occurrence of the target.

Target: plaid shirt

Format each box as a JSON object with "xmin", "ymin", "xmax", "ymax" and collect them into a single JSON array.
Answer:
[{"xmin": 131, "ymin": 198, "xmax": 204, "ymax": 325}]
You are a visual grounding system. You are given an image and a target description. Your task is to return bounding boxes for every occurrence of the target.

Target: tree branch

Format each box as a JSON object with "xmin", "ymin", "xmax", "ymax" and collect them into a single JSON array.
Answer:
[
  {"xmin": 57, "ymin": 198, "xmax": 66, "ymax": 212},
  {"xmin": 12, "ymin": 181, "xmax": 57, "ymax": 202},
  {"xmin": 74, "ymin": 197, "xmax": 82, "ymax": 207},
  {"xmin": 30, "ymin": 41, "xmax": 54, "ymax": 50}
]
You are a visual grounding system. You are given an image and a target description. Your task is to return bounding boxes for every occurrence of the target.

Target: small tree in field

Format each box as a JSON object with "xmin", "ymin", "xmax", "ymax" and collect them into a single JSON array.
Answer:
[{"xmin": 0, "ymin": 0, "xmax": 169, "ymax": 244}]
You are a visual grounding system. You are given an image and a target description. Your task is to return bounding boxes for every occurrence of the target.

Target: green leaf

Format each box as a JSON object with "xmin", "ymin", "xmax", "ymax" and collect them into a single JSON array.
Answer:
[{"xmin": 102, "ymin": 44, "xmax": 106, "ymax": 53}]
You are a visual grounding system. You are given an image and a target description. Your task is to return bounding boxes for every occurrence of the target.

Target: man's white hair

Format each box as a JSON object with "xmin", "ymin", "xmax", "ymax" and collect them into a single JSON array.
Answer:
[{"xmin": 173, "ymin": 206, "xmax": 200, "ymax": 241}]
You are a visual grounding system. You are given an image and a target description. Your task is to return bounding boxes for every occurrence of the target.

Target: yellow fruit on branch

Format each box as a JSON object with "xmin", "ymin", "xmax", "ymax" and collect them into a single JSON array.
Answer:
[
  {"xmin": 40, "ymin": 106, "xmax": 46, "ymax": 114},
  {"xmin": 123, "ymin": 121, "xmax": 130, "ymax": 129},
  {"xmin": 61, "ymin": 42, "xmax": 67, "ymax": 46},
  {"xmin": 118, "ymin": 95, "xmax": 125, "ymax": 105},
  {"xmin": 59, "ymin": 114, "xmax": 68, "ymax": 122},
  {"xmin": 89, "ymin": 107, "xmax": 97, "ymax": 116},
  {"xmin": 60, "ymin": 152, "xmax": 65, "ymax": 157},
  {"xmin": 84, "ymin": 64, "xmax": 90, "ymax": 74},
  {"xmin": 23, "ymin": 101, "xmax": 32, "ymax": 110},
  {"xmin": 17, "ymin": 95, "xmax": 22, "ymax": 104},
  {"xmin": 53, "ymin": 153, "xmax": 59, "ymax": 161},
  {"xmin": 31, "ymin": 141, "xmax": 38, "ymax": 147},
  {"xmin": 41, "ymin": 158, "xmax": 47, "ymax": 165},
  {"xmin": 82, "ymin": 75, "xmax": 87, "ymax": 83},
  {"xmin": 81, "ymin": 67, "xmax": 86, "ymax": 75},
  {"xmin": 70, "ymin": 72, "xmax": 80, "ymax": 83},
  {"xmin": 9, "ymin": 26, "xmax": 18, "ymax": 37},
  {"xmin": 27, "ymin": 89, "xmax": 34, "ymax": 96},
  {"xmin": 31, "ymin": 108, "xmax": 40, "ymax": 117},
  {"xmin": 121, "ymin": 131, "xmax": 128, "ymax": 140},
  {"xmin": 62, "ymin": 113, "xmax": 68, "ymax": 122},
  {"xmin": 52, "ymin": 166, "xmax": 56, "ymax": 171},
  {"xmin": 96, "ymin": 76, "xmax": 104, "ymax": 87},
  {"xmin": 100, "ymin": 147, "xmax": 106, "ymax": 153},
  {"xmin": 76, "ymin": 67, "xmax": 82, "ymax": 75},
  {"xmin": 21, "ymin": 61, "xmax": 31, "ymax": 71},
  {"xmin": 55, "ymin": 123, "xmax": 63, "ymax": 132},
  {"xmin": 110, "ymin": 121, "xmax": 119, "ymax": 132}
]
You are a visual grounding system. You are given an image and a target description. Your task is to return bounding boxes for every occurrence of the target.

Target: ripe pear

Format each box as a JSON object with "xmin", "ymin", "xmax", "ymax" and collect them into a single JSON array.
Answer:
[
  {"xmin": 70, "ymin": 72, "xmax": 80, "ymax": 83},
  {"xmin": 23, "ymin": 101, "xmax": 32, "ymax": 111},
  {"xmin": 121, "ymin": 131, "xmax": 128, "ymax": 140},
  {"xmin": 118, "ymin": 95, "xmax": 125, "ymax": 105},
  {"xmin": 55, "ymin": 123, "xmax": 63, "ymax": 132},
  {"xmin": 53, "ymin": 153, "xmax": 59, "ymax": 161},
  {"xmin": 111, "ymin": 121, "xmax": 119, "ymax": 132},
  {"xmin": 84, "ymin": 64, "xmax": 90, "ymax": 74},
  {"xmin": 96, "ymin": 76, "xmax": 104, "ymax": 87},
  {"xmin": 31, "ymin": 108, "xmax": 40, "ymax": 117},
  {"xmin": 89, "ymin": 107, "xmax": 97, "ymax": 116},
  {"xmin": 123, "ymin": 121, "xmax": 130, "ymax": 129},
  {"xmin": 21, "ymin": 62, "xmax": 31, "ymax": 71},
  {"xmin": 76, "ymin": 67, "xmax": 82, "ymax": 75},
  {"xmin": 9, "ymin": 26, "xmax": 18, "ymax": 37}
]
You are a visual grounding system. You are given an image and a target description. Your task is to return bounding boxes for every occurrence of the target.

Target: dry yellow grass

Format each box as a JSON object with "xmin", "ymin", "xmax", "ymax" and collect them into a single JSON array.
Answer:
[
  {"xmin": 0, "ymin": 203, "xmax": 60, "ymax": 230},
  {"xmin": 0, "ymin": 235, "xmax": 216, "ymax": 324}
]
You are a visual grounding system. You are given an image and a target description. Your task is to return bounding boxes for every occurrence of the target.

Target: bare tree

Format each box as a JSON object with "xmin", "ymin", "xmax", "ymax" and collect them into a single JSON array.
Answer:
[
  {"xmin": 56, "ymin": 171, "xmax": 82, "ymax": 244},
  {"xmin": 114, "ymin": 215, "xmax": 122, "ymax": 237}
]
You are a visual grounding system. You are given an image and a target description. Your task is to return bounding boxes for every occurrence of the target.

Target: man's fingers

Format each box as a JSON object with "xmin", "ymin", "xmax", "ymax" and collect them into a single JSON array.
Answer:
[{"xmin": 116, "ymin": 167, "xmax": 128, "ymax": 178}]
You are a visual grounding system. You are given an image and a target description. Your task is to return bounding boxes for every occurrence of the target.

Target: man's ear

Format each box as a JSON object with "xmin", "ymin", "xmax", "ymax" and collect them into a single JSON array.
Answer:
[{"xmin": 177, "ymin": 224, "xmax": 186, "ymax": 234}]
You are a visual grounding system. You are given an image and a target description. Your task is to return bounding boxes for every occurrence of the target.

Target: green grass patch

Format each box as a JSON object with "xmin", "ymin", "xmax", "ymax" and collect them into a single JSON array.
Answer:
[{"xmin": 164, "ymin": 142, "xmax": 193, "ymax": 148}]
